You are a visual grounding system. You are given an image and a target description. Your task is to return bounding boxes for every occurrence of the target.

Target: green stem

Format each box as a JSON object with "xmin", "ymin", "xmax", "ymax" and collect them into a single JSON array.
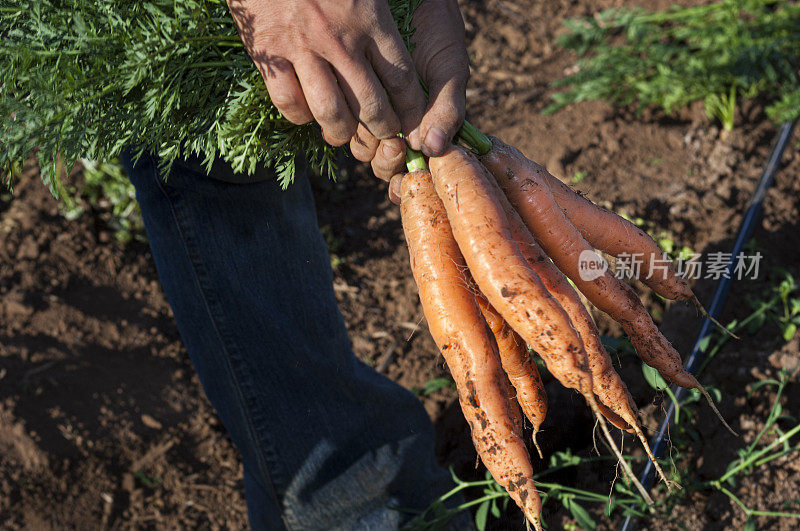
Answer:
[
  {"xmin": 697, "ymin": 295, "xmax": 779, "ymax": 374},
  {"xmin": 187, "ymin": 60, "xmax": 239, "ymax": 69},
  {"xmin": 717, "ymin": 485, "xmax": 800, "ymax": 520},
  {"xmin": 753, "ymin": 444, "xmax": 800, "ymax": 468},
  {"xmin": 748, "ymin": 384, "xmax": 787, "ymax": 453},
  {"xmin": 532, "ymin": 455, "xmax": 648, "ymax": 481},
  {"xmin": 458, "ymin": 120, "xmax": 493, "ymax": 155},
  {"xmin": 718, "ymin": 422, "xmax": 800, "ymax": 484},
  {"xmin": 436, "ymin": 479, "xmax": 491, "ymax": 503},
  {"xmin": 455, "ymin": 492, "xmax": 506, "ymax": 511},
  {"xmin": 405, "ymin": 147, "xmax": 427, "ymax": 172},
  {"xmin": 537, "ymin": 483, "xmax": 633, "ymax": 503}
]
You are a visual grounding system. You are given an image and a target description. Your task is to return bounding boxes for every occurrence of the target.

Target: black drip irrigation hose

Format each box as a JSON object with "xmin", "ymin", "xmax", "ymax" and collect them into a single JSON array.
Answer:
[{"xmin": 619, "ymin": 120, "xmax": 797, "ymax": 531}]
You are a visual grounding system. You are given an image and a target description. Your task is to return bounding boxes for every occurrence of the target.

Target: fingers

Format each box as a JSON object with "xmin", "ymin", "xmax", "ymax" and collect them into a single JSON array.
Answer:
[
  {"xmin": 418, "ymin": 65, "xmax": 467, "ymax": 157},
  {"xmin": 370, "ymin": 137, "xmax": 406, "ymax": 182},
  {"xmin": 258, "ymin": 57, "xmax": 314, "ymax": 125},
  {"xmin": 366, "ymin": 32, "xmax": 428, "ymax": 147},
  {"xmin": 349, "ymin": 123, "xmax": 379, "ymax": 162},
  {"xmin": 412, "ymin": 0, "xmax": 470, "ymax": 157},
  {"xmin": 334, "ymin": 56, "xmax": 400, "ymax": 140},
  {"xmin": 350, "ymin": 124, "xmax": 405, "ymax": 182},
  {"xmin": 294, "ymin": 57, "xmax": 358, "ymax": 146},
  {"xmin": 389, "ymin": 174, "xmax": 403, "ymax": 205}
]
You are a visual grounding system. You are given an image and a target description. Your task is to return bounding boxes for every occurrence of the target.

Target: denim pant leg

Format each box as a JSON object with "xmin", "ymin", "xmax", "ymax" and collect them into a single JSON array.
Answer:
[{"xmin": 121, "ymin": 151, "xmax": 456, "ymax": 530}]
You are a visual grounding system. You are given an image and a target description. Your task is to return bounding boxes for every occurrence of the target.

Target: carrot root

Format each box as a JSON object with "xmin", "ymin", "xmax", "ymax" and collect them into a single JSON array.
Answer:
[
  {"xmin": 586, "ymin": 396, "xmax": 655, "ymax": 506},
  {"xmin": 401, "ymin": 169, "xmax": 543, "ymax": 529},
  {"xmin": 478, "ymin": 159, "xmax": 677, "ymax": 490},
  {"xmin": 697, "ymin": 384, "xmax": 738, "ymax": 436},
  {"xmin": 632, "ymin": 426, "xmax": 680, "ymax": 493},
  {"xmin": 535, "ymin": 148, "xmax": 694, "ymax": 302},
  {"xmin": 531, "ymin": 431, "xmax": 544, "ymax": 461},
  {"xmin": 476, "ymin": 294, "xmax": 548, "ymax": 453},
  {"xmin": 691, "ymin": 295, "xmax": 740, "ymax": 339}
]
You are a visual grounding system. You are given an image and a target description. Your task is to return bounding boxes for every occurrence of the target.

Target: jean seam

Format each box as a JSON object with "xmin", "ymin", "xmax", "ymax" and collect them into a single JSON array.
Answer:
[{"xmin": 149, "ymin": 161, "xmax": 294, "ymax": 530}]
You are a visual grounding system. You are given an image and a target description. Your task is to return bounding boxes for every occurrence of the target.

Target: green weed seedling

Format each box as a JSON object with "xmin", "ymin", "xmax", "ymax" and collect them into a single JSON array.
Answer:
[
  {"xmin": 403, "ymin": 271, "xmax": 800, "ymax": 529},
  {"xmin": 702, "ymin": 371, "xmax": 800, "ymax": 524},
  {"xmin": 548, "ymin": 0, "xmax": 800, "ymax": 131},
  {"xmin": 134, "ymin": 470, "xmax": 163, "ymax": 489},
  {"xmin": 61, "ymin": 159, "xmax": 145, "ymax": 243},
  {"xmin": 411, "ymin": 378, "xmax": 456, "ymax": 397},
  {"xmin": 401, "ymin": 456, "xmax": 653, "ymax": 531}
]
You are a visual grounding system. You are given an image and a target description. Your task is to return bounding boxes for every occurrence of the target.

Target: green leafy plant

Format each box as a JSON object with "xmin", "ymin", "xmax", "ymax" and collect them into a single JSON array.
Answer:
[
  {"xmin": 774, "ymin": 272, "xmax": 800, "ymax": 341},
  {"xmin": 64, "ymin": 159, "xmax": 146, "ymax": 243},
  {"xmin": 703, "ymin": 371, "xmax": 800, "ymax": 523},
  {"xmin": 547, "ymin": 0, "xmax": 800, "ymax": 131},
  {"xmin": 134, "ymin": 470, "xmax": 163, "ymax": 488},
  {"xmin": 571, "ymin": 170, "xmax": 587, "ymax": 183},
  {"xmin": 401, "ymin": 455, "xmax": 651, "ymax": 531},
  {"xmin": 697, "ymin": 270, "xmax": 800, "ymax": 376},
  {"xmin": 411, "ymin": 377, "xmax": 456, "ymax": 397},
  {"xmin": 404, "ymin": 270, "xmax": 800, "ymax": 529},
  {"xmin": 0, "ymin": 0, "xmax": 422, "ymax": 196}
]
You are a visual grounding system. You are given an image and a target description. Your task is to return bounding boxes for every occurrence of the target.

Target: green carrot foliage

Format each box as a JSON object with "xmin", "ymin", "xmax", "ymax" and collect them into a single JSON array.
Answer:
[{"xmin": 0, "ymin": 0, "xmax": 420, "ymax": 195}]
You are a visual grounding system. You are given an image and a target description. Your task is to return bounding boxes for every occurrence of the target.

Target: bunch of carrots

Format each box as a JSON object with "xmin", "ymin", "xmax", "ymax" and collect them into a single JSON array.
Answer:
[{"xmin": 399, "ymin": 127, "xmax": 734, "ymax": 529}]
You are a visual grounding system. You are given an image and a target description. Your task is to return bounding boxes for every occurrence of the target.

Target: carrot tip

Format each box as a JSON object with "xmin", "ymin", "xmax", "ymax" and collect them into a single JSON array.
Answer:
[
  {"xmin": 633, "ymin": 426, "xmax": 681, "ymax": 494},
  {"xmin": 532, "ymin": 431, "xmax": 544, "ymax": 460},
  {"xmin": 586, "ymin": 395, "xmax": 655, "ymax": 506},
  {"xmin": 697, "ymin": 384, "xmax": 739, "ymax": 437},
  {"xmin": 691, "ymin": 296, "xmax": 740, "ymax": 340},
  {"xmin": 522, "ymin": 501, "xmax": 543, "ymax": 531}
]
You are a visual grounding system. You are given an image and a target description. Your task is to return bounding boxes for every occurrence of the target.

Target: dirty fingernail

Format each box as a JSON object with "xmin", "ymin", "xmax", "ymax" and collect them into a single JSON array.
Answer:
[
  {"xmin": 389, "ymin": 176, "xmax": 402, "ymax": 204},
  {"xmin": 423, "ymin": 127, "xmax": 447, "ymax": 156},
  {"xmin": 407, "ymin": 128, "xmax": 421, "ymax": 150}
]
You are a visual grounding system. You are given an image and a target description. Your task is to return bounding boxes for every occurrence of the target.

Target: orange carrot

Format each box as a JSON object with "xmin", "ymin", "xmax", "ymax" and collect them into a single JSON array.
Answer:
[
  {"xmin": 539, "ymin": 169, "xmax": 691, "ymax": 300},
  {"xmin": 430, "ymin": 146, "xmax": 655, "ymax": 504},
  {"xmin": 505, "ymin": 373, "xmax": 525, "ymax": 435},
  {"xmin": 429, "ymin": 148, "xmax": 592, "ymax": 397},
  {"xmin": 539, "ymin": 167, "xmax": 735, "ymax": 337},
  {"xmin": 485, "ymin": 176, "xmax": 676, "ymax": 489},
  {"xmin": 400, "ymin": 169, "xmax": 543, "ymax": 529},
  {"xmin": 481, "ymin": 138, "xmax": 735, "ymax": 434},
  {"xmin": 476, "ymin": 294, "xmax": 548, "ymax": 458},
  {"xmin": 497, "ymin": 194, "xmax": 637, "ymax": 430}
]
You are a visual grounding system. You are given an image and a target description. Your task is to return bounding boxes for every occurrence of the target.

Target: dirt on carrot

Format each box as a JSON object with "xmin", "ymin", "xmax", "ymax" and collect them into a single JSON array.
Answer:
[{"xmin": 400, "ymin": 169, "xmax": 543, "ymax": 529}]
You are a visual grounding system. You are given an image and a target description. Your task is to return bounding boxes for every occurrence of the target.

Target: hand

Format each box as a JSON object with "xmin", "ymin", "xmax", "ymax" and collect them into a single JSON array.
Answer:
[
  {"xmin": 228, "ymin": 0, "xmax": 428, "ymax": 146},
  {"xmin": 227, "ymin": 0, "xmax": 469, "ymax": 182},
  {"xmin": 349, "ymin": 0, "xmax": 470, "ymax": 188}
]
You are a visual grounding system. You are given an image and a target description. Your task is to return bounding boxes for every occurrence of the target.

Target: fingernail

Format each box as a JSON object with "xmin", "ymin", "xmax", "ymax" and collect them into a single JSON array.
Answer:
[
  {"xmin": 423, "ymin": 127, "xmax": 447, "ymax": 156},
  {"xmin": 382, "ymin": 141, "xmax": 403, "ymax": 159},
  {"xmin": 407, "ymin": 128, "xmax": 421, "ymax": 150},
  {"xmin": 389, "ymin": 177, "xmax": 402, "ymax": 204}
]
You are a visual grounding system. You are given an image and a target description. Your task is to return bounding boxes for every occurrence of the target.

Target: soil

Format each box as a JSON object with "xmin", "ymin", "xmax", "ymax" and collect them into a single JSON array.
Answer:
[{"xmin": 2, "ymin": 0, "xmax": 799, "ymax": 529}]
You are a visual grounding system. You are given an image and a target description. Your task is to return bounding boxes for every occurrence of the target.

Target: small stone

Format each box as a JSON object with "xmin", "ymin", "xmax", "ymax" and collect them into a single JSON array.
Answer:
[
  {"xmin": 141, "ymin": 414, "xmax": 162, "ymax": 430},
  {"xmin": 122, "ymin": 473, "xmax": 135, "ymax": 492}
]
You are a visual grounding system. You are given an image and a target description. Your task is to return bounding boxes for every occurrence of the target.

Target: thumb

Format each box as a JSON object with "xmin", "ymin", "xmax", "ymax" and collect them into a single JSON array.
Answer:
[
  {"xmin": 411, "ymin": 0, "xmax": 469, "ymax": 157},
  {"xmin": 418, "ymin": 62, "xmax": 468, "ymax": 157}
]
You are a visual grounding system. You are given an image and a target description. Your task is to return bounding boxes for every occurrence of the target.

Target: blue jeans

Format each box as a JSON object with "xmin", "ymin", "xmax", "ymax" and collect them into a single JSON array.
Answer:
[{"xmin": 121, "ymin": 151, "xmax": 462, "ymax": 530}]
